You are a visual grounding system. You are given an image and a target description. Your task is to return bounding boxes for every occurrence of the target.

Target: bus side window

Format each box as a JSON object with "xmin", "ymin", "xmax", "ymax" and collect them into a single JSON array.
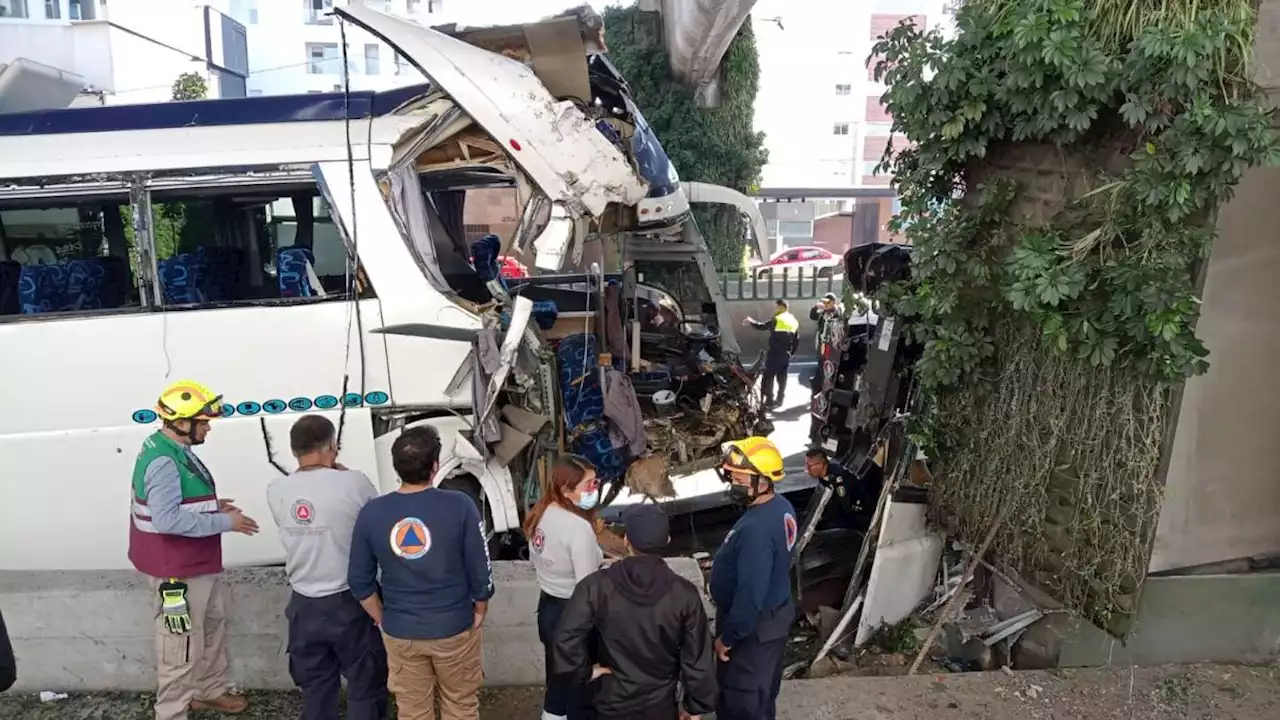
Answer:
[
  {"xmin": 147, "ymin": 181, "xmax": 375, "ymax": 307},
  {"xmin": 0, "ymin": 193, "xmax": 141, "ymax": 318}
]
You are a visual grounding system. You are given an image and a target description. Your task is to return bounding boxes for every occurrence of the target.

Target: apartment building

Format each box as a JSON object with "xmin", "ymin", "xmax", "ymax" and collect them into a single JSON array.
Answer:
[
  {"xmin": 752, "ymin": 0, "xmax": 956, "ymax": 190},
  {"xmin": 222, "ymin": 0, "xmax": 445, "ymax": 96},
  {"xmin": 0, "ymin": 0, "xmax": 247, "ymax": 108}
]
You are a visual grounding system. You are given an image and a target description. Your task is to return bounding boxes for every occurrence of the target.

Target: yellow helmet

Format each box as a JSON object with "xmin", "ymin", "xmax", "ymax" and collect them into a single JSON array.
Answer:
[
  {"xmin": 720, "ymin": 436, "xmax": 785, "ymax": 483},
  {"xmin": 156, "ymin": 380, "xmax": 224, "ymax": 422}
]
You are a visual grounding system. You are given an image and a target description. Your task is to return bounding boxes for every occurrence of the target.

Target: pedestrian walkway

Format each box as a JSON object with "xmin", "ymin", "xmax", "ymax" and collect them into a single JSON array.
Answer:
[{"xmin": 2, "ymin": 664, "xmax": 1275, "ymax": 719}]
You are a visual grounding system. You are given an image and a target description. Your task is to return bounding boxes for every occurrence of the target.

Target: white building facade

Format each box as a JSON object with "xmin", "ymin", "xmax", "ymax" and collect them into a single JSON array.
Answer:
[
  {"xmin": 751, "ymin": 0, "xmax": 956, "ymax": 190},
  {"xmin": 0, "ymin": 0, "xmax": 453, "ymax": 110},
  {"xmin": 223, "ymin": 0, "xmax": 448, "ymax": 96},
  {"xmin": 0, "ymin": 0, "xmax": 248, "ymax": 108}
]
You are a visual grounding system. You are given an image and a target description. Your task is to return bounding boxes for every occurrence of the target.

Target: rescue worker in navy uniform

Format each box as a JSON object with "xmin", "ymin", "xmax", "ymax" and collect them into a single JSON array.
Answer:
[
  {"xmin": 266, "ymin": 415, "xmax": 388, "ymax": 720},
  {"xmin": 710, "ymin": 437, "xmax": 798, "ymax": 720},
  {"xmin": 742, "ymin": 300, "xmax": 800, "ymax": 409}
]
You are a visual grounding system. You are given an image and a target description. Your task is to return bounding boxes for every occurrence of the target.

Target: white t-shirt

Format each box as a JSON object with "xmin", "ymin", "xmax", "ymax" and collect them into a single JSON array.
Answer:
[
  {"xmin": 266, "ymin": 467, "xmax": 379, "ymax": 599},
  {"xmin": 530, "ymin": 504, "xmax": 604, "ymax": 599}
]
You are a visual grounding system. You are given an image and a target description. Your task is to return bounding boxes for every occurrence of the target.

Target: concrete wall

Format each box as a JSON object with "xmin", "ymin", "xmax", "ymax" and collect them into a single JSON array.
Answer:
[
  {"xmin": 1149, "ymin": 0, "xmax": 1280, "ymax": 572},
  {"xmin": 1059, "ymin": 573, "xmax": 1280, "ymax": 666},
  {"xmin": 0, "ymin": 559, "xmax": 708, "ymax": 692},
  {"xmin": 727, "ymin": 298, "xmax": 822, "ymax": 360}
]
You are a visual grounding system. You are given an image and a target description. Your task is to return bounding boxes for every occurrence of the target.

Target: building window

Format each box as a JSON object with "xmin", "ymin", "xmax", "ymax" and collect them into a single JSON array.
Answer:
[
  {"xmin": 833, "ymin": 123, "xmax": 850, "ymax": 135},
  {"xmin": 835, "ymin": 84, "xmax": 852, "ymax": 96},
  {"xmin": 364, "ymin": 44, "xmax": 380, "ymax": 75},
  {"xmin": 394, "ymin": 51, "xmax": 408, "ymax": 76},
  {"xmin": 69, "ymin": 0, "xmax": 94, "ymax": 20},
  {"xmin": 0, "ymin": 0, "xmax": 29, "ymax": 19},
  {"xmin": 408, "ymin": 0, "xmax": 442, "ymax": 13},
  {"xmin": 44, "ymin": 0, "xmax": 58, "ymax": 19},
  {"xmin": 778, "ymin": 220, "xmax": 813, "ymax": 237},
  {"xmin": 305, "ymin": 0, "xmax": 333, "ymax": 25},
  {"xmin": 307, "ymin": 43, "xmax": 339, "ymax": 75}
]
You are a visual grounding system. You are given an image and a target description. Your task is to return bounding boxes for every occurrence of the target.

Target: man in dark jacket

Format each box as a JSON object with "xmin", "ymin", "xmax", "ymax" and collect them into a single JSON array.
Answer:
[
  {"xmin": 553, "ymin": 504, "xmax": 717, "ymax": 720},
  {"xmin": 743, "ymin": 299, "xmax": 801, "ymax": 409},
  {"xmin": 1, "ymin": 608, "xmax": 16, "ymax": 693}
]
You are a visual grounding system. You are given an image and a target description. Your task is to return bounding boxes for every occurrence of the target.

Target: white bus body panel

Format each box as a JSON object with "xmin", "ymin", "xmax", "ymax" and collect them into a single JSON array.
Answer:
[{"xmin": 0, "ymin": 301, "xmax": 388, "ymax": 570}]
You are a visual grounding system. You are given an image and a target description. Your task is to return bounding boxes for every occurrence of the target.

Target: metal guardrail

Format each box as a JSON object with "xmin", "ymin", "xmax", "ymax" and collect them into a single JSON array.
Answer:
[{"xmin": 719, "ymin": 267, "xmax": 843, "ymax": 300}]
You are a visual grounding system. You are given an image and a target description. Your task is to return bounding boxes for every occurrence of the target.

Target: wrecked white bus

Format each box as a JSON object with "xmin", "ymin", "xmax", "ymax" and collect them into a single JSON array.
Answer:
[{"xmin": 0, "ymin": 5, "xmax": 772, "ymax": 570}]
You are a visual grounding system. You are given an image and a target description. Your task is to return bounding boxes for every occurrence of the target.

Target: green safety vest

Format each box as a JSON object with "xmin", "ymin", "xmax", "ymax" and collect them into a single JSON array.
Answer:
[{"xmin": 127, "ymin": 431, "xmax": 223, "ymax": 578}]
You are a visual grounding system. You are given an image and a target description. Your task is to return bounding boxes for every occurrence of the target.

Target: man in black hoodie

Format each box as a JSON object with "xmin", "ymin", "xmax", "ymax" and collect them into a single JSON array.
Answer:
[
  {"xmin": 552, "ymin": 504, "xmax": 717, "ymax": 720},
  {"xmin": 1, "ymin": 608, "xmax": 16, "ymax": 693}
]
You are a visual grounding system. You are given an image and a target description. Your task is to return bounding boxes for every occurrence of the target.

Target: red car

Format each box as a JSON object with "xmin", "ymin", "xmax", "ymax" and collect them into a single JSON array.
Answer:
[{"xmin": 753, "ymin": 246, "xmax": 842, "ymax": 279}]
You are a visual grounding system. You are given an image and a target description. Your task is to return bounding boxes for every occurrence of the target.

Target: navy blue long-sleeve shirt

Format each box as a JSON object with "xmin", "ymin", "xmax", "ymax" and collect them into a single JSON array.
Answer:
[
  {"xmin": 708, "ymin": 495, "xmax": 797, "ymax": 647},
  {"xmin": 348, "ymin": 488, "xmax": 495, "ymax": 640}
]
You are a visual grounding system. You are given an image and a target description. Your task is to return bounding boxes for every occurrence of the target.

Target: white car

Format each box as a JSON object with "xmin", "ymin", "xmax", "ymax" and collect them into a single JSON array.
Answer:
[{"xmin": 754, "ymin": 245, "xmax": 842, "ymax": 279}]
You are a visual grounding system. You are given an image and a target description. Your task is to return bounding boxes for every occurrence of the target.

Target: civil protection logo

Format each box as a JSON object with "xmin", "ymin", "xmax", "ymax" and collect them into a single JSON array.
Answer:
[
  {"xmin": 291, "ymin": 499, "xmax": 315, "ymax": 525},
  {"xmin": 783, "ymin": 513, "xmax": 798, "ymax": 552},
  {"xmin": 390, "ymin": 517, "xmax": 431, "ymax": 559},
  {"xmin": 531, "ymin": 528, "xmax": 546, "ymax": 555}
]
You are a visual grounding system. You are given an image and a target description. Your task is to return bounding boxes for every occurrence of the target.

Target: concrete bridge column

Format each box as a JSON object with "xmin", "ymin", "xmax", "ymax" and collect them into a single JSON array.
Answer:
[{"xmin": 650, "ymin": 0, "xmax": 759, "ymax": 107}]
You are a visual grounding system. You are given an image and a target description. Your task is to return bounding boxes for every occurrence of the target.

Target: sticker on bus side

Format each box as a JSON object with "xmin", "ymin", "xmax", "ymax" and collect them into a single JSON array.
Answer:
[{"xmin": 130, "ymin": 390, "xmax": 392, "ymax": 423}]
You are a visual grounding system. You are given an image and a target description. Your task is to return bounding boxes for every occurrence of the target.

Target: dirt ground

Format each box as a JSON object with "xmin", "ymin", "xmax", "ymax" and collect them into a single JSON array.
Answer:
[{"xmin": 1, "ymin": 663, "xmax": 1276, "ymax": 719}]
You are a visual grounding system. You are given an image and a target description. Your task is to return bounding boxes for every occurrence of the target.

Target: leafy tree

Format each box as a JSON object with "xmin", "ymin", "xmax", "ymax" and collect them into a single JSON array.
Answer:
[
  {"xmin": 604, "ymin": 7, "xmax": 768, "ymax": 272},
  {"xmin": 171, "ymin": 72, "xmax": 208, "ymax": 101}
]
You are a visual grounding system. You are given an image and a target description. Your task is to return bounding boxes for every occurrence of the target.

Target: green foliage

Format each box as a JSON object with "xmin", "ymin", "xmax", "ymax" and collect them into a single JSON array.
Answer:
[
  {"xmin": 603, "ymin": 7, "xmax": 768, "ymax": 272},
  {"xmin": 171, "ymin": 72, "xmax": 208, "ymax": 101},
  {"xmin": 873, "ymin": 0, "xmax": 1277, "ymax": 393},
  {"xmin": 870, "ymin": 0, "xmax": 1275, "ymax": 635}
]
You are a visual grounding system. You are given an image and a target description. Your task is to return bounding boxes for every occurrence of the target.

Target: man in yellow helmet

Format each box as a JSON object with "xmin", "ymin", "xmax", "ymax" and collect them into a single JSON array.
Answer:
[
  {"xmin": 708, "ymin": 436, "xmax": 798, "ymax": 720},
  {"xmin": 128, "ymin": 380, "xmax": 260, "ymax": 720},
  {"xmin": 742, "ymin": 299, "xmax": 800, "ymax": 409}
]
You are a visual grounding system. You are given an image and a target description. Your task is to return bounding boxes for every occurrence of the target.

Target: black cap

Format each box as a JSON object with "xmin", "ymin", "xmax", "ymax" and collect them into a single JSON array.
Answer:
[{"xmin": 622, "ymin": 504, "xmax": 670, "ymax": 553}]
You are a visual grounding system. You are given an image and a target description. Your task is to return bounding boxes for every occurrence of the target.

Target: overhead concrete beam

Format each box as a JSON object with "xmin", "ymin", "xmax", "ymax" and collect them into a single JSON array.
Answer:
[{"xmin": 659, "ymin": 0, "xmax": 758, "ymax": 107}]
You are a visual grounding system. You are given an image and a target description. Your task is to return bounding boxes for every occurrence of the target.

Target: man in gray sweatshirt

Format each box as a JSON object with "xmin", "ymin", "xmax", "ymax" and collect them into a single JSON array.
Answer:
[{"xmin": 267, "ymin": 415, "xmax": 388, "ymax": 720}]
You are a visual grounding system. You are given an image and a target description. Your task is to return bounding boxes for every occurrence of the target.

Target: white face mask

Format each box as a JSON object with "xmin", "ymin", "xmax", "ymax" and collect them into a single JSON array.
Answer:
[{"xmin": 577, "ymin": 488, "xmax": 600, "ymax": 511}]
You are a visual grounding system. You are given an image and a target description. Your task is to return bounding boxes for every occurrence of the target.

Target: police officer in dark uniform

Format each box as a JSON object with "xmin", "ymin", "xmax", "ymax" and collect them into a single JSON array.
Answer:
[
  {"xmin": 710, "ymin": 436, "xmax": 798, "ymax": 720},
  {"xmin": 743, "ymin": 300, "xmax": 800, "ymax": 408}
]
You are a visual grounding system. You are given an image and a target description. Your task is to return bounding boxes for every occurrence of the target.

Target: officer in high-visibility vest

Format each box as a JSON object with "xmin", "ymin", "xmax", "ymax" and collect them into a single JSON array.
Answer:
[
  {"xmin": 127, "ymin": 380, "xmax": 260, "ymax": 720},
  {"xmin": 710, "ymin": 436, "xmax": 798, "ymax": 720},
  {"xmin": 743, "ymin": 299, "xmax": 800, "ymax": 408}
]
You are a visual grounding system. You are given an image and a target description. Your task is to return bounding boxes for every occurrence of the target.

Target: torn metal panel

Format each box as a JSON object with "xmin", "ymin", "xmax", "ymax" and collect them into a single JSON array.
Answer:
[
  {"xmin": 336, "ymin": 3, "xmax": 647, "ymax": 220},
  {"xmin": 532, "ymin": 202, "xmax": 576, "ymax": 271}
]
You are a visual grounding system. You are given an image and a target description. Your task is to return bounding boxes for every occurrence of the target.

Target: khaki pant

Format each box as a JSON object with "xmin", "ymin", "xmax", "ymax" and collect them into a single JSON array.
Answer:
[
  {"xmin": 148, "ymin": 574, "xmax": 230, "ymax": 720},
  {"xmin": 383, "ymin": 626, "xmax": 483, "ymax": 720}
]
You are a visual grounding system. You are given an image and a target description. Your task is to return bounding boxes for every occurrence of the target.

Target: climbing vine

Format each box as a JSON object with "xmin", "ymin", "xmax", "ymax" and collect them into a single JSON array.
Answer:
[
  {"xmin": 872, "ymin": 0, "xmax": 1277, "ymax": 634},
  {"xmin": 604, "ymin": 6, "xmax": 769, "ymax": 271}
]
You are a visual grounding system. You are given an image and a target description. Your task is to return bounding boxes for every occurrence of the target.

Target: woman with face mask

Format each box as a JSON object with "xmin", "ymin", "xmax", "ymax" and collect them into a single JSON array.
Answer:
[{"xmin": 524, "ymin": 455, "xmax": 606, "ymax": 720}]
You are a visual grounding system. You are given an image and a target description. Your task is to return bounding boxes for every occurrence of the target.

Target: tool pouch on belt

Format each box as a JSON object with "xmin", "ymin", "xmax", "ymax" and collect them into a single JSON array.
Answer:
[{"xmin": 159, "ymin": 579, "xmax": 192, "ymax": 635}]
